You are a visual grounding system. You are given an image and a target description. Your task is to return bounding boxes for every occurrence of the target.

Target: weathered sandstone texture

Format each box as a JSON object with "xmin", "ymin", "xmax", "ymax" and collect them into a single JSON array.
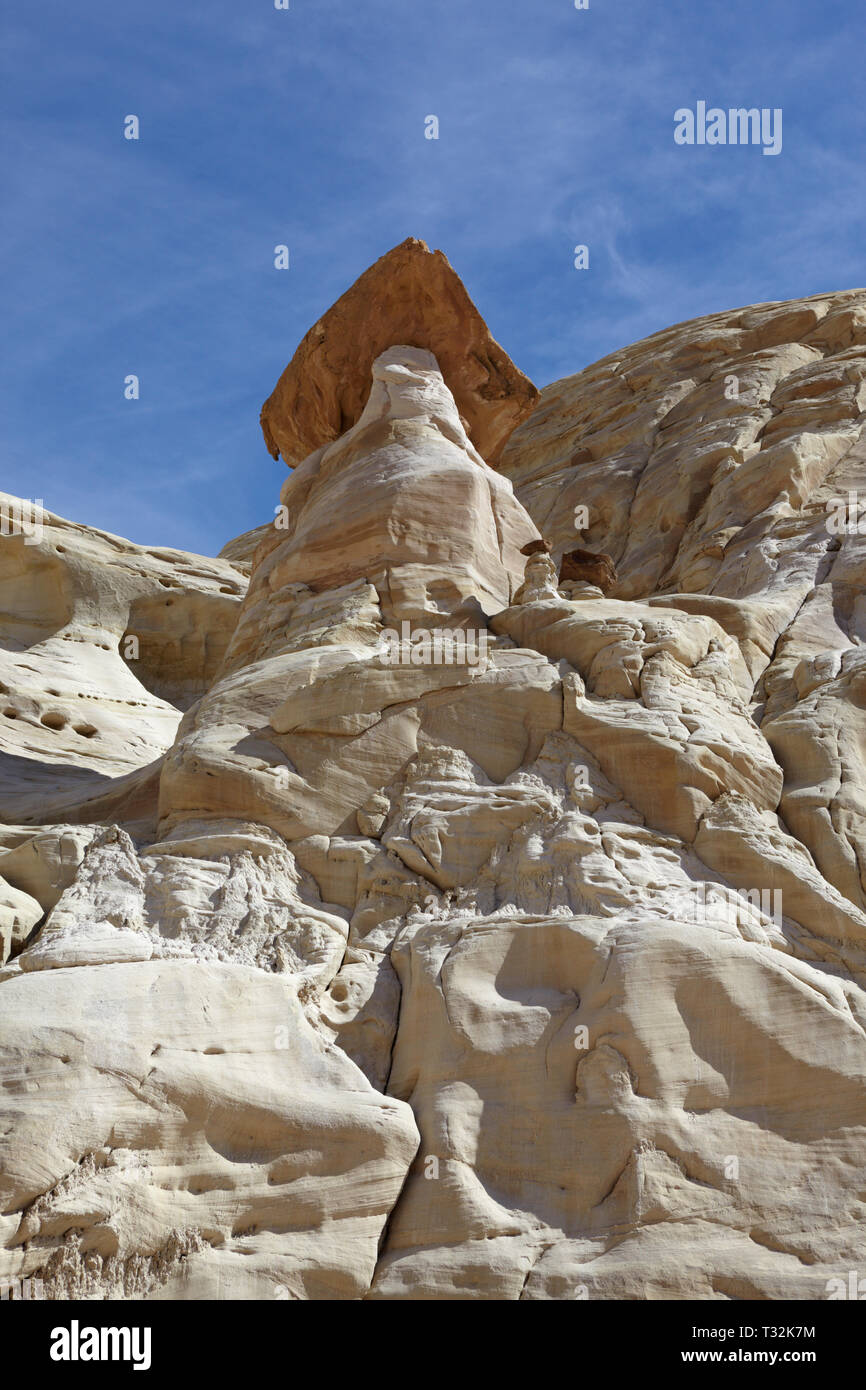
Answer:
[
  {"xmin": 0, "ymin": 500, "xmax": 246, "ymax": 833},
  {"xmin": 259, "ymin": 238, "xmax": 539, "ymax": 469},
  {"xmin": 2, "ymin": 265, "xmax": 866, "ymax": 1300}
]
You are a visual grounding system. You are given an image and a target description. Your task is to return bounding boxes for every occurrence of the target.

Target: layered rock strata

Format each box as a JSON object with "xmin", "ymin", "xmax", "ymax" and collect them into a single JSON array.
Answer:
[{"xmin": 2, "ymin": 264, "xmax": 866, "ymax": 1300}]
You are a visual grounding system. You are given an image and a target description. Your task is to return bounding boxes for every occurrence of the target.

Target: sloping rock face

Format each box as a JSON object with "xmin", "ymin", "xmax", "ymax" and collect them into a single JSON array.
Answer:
[
  {"xmin": 0, "ymin": 498, "xmax": 246, "ymax": 833},
  {"xmin": 500, "ymin": 289, "xmax": 866, "ymax": 919},
  {"xmin": 2, "ymin": 272, "xmax": 866, "ymax": 1301}
]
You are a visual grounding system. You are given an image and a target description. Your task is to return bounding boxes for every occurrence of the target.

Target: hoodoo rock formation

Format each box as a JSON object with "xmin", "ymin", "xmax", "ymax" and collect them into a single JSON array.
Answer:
[
  {"xmin": 558, "ymin": 546, "xmax": 618, "ymax": 594},
  {"xmin": 2, "ymin": 249, "xmax": 866, "ymax": 1300},
  {"xmin": 259, "ymin": 237, "xmax": 539, "ymax": 470}
]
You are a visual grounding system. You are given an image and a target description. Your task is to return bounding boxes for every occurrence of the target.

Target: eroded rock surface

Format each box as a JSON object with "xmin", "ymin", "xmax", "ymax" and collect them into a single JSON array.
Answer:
[
  {"xmin": 2, "ymin": 273, "xmax": 866, "ymax": 1300},
  {"xmin": 0, "ymin": 498, "xmax": 246, "ymax": 832}
]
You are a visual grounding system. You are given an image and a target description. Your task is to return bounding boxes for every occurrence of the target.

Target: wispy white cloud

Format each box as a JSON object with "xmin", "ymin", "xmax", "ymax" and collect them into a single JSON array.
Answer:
[{"xmin": 2, "ymin": 0, "xmax": 863, "ymax": 549}]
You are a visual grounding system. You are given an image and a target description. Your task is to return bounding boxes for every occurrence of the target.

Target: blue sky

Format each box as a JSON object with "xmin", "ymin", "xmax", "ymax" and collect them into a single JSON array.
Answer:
[{"xmin": 2, "ymin": 0, "xmax": 863, "ymax": 555}]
